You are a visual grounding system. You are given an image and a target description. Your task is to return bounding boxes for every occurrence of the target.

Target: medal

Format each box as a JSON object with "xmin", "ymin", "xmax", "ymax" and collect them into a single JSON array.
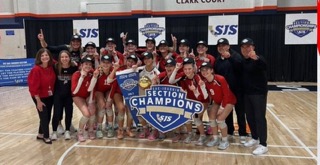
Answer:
[{"xmin": 139, "ymin": 76, "xmax": 152, "ymax": 89}]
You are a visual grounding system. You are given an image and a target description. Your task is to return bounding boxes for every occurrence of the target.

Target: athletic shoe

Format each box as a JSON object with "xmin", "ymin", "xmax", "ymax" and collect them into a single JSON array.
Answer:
[
  {"xmin": 70, "ymin": 124, "xmax": 77, "ymax": 133},
  {"xmin": 77, "ymin": 133, "xmax": 86, "ymax": 142},
  {"xmin": 218, "ymin": 140, "xmax": 230, "ymax": 150},
  {"xmin": 252, "ymin": 145, "xmax": 268, "ymax": 155},
  {"xmin": 125, "ymin": 129, "xmax": 135, "ymax": 138},
  {"xmin": 139, "ymin": 128, "xmax": 150, "ymax": 139},
  {"xmin": 57, "ymin": 124, "xmax": 65, "ymax": 134},
  {"xmin": 107, "ymin": 126, "xmax": 115, "ymax": 138},
  {"xmin": 64, "ymin": 131, "xmax": 71, "ymax": 140},
  {"xmin": 96, "ymin": 130, "xmax": 103, "ymax": 139},
  {"xmin": 148, "ymin": 130, "xmax": 159, "ymax": 141},
  {"xmin": 183, "ymin": 133, "xmax": 193, "ymax": 144},
  {"xmin": 158, "ymin": 132, "xmax": 166, "ymax": 140},
  {"xmin": 239, "ymin": 136, "xmax": 247, "ymax": 144},
  {"xmin": 206, "ymin": 138, "xmax": 219, "ymax": 147},
  {"xmin": 88, "ymin": 131, "xmax": 96, "ymax": 140},
  {"xmin": 104, "ymin": 123, "xmax": 109, "ymax": 132},
  {"xmin": 51, "ymin": 131, "xmax": 58, "ymax": 141},
  {"xmin": 114, "ymin": 123, "xmax": 119, "ymax": 130},
  {"xmin": 227, "ymin": 134, "xmax": 234, "ymax": 141},
  {"xmin": 117, "ymin": 129, "xmax": 124, "ymax": 139},
  {"xmin": 244, "ymin": 139, "xmax": 259, "ymax": 147},
  {"xmin": 171, "ymin": 134, "xmax": 181, "ymax": 143},
  {"xmin": 195, "ymin": 135, "xmax": 206, "ymax": 146}
]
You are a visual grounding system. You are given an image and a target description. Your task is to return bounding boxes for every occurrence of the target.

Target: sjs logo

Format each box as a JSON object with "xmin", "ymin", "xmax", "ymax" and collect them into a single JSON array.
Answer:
[
  {"xmin": 120, "ymin": 79, "xmax": 138, "ymax": 91},
  {"xmin": 209, "ymin": 25, "xmax": 238, "ymax": 36},
  {"xmin": 286, "ymin": 19, "xmax": 317, "ymax": 38},
  {"xmin": 139, "ymin": 23, "xmax": 165, "ymax": 38},
  {"xmin": 130, "ymin": 85, "xmax": 204, "ymax": 133},
  {"xmin": 79, "ymin": 28, "xmax": 99, "ymax": 38}
]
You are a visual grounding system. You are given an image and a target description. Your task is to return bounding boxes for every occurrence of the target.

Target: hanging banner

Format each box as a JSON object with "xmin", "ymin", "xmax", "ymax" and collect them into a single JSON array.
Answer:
[
  {"xmin": 0, "ymin": 58, "xmax": 34, "ymax": 86},
  {"xmin": 208, "ymin": 15, "xmax": 239, "ymax": 45},
  {"xmin": 138, "ymin": 17, "xmax": 166, "ymax": 47},
  {"xmin": 73, "ymin": 20, "xmax": 99, "ymax": 47},
  {"xmin": 130, "ymin": 85, "xmax": 204, "ymax": 133},
  {"xmin": 285, "ymin": 13, "xmax": 317, "ymax": 45},
  {"xmin": 116, "ymin": 69, "xmax": 140, "ymax": 125}
]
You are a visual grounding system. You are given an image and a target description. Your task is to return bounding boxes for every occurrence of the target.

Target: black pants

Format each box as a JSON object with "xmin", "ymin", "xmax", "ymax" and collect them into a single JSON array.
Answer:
[
  {"xmin": 52, "ymin": 93, "xmax": 73, "ymax": 131},
  {"xmin": 226, "ymin": 92, "xmax": 247, "ymax": 136},
  {"xmin": 244, "ymin": 94, "xmax": 268, "ymax": 146},
  {"xmin": 32, "ymin": 96, "xmax": 54, "ymax": 138}
]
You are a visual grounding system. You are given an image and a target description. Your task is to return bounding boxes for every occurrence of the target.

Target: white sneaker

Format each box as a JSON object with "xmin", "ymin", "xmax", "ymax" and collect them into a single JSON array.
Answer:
[
  {"xmin": 218, "ymin": 140, "xmax": 230, "ymax": 150},
  {"xmin": 253, "ymin": 145, "xmax": 268, "ymax": 155},
  {"xmin": 57, "ymin": 125, "xmax": 65, "ymax": 134},
  {"xmin": 244, "ymin": 139, "xmax": 259, "ymax": 147},
  {"xmin": 64, "ymin": 131, "xmax": 71, "ymax": 140},
  {"xmin": 184, "ymin": 133, "xmax": 193, "ymax": 144},
  {"xmin": 240, "ymin": 136, "xmax": 247, "ymax": 144},
  {"xmin": 51, "ymin": 131, "xmax": 58, "ymax": 140},
  {"xmin": 206, "ymin": 138, "xmax": 219, "ymax": 147},
  {"xmin": 70, "ymin": 124, "xmax": 77, "ymax": 133},
  {"xmin": 195, "ymin": 135, "xmax": 206, "ymax": 146}
]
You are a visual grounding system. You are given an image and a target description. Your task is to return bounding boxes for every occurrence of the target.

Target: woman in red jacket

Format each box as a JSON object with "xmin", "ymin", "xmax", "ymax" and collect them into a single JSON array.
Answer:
[
  {"xmin": 71, "ymin": 56, "xmax": 99, "ymax": 142},
  {"xmin": 28, "ymin": 48, "xmax": 56, "ymax": 144},
  {"xmin": 199, "ymin": 62, "xmax": 236, "ymax": 150}
]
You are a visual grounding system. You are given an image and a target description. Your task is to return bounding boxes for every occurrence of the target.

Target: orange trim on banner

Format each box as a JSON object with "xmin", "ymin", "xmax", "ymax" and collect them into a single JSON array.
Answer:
[{"xmin": 277, "ymin": 6, "xmax": 317, "ymax": 11}]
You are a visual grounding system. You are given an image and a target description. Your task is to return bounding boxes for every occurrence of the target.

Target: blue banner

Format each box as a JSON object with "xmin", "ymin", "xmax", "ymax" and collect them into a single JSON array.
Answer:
[
  {"xmin": 0, "ymin": 58, "xmax": 34, "ymax": 86},
  {"xmin": 116, "ymin": 69, "xmax": 140, "ymax": 125},
  {"xmin": 130, "ymin": 85, "xmax": 204, "ymax": 133}
]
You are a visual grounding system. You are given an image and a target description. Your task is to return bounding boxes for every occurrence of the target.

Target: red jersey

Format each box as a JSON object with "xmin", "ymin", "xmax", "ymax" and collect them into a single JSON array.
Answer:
[
  {"xmin": 195, "ymin": 54, "xmax": 215, "ymax": 71},
  {"xmin": 204, "ymin": 74, "xmax": 236, "ymax": 108},
  {"xmin": 96, "ymin": 73, "xmax": 113, "ymax": 93},
  {"xmin": 71, "ymin": 71, "xmax": 93, "ymax": 98},
  {"xmin": 177, "ymin": 74, "xmax": 208, "ymax": 103},
  {"xmin": 28, "ymin": 65, "xmax": 56, "ymax": 98},
  {"xmin": 157, "ymin": 52, "xmax": 179, "ymax": 72}
]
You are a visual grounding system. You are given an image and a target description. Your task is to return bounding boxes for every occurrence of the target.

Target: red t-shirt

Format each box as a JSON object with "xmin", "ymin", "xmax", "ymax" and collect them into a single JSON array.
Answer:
[{"xmin": 177, "ymin": 74, "xmax": 208, "ymax": 103}]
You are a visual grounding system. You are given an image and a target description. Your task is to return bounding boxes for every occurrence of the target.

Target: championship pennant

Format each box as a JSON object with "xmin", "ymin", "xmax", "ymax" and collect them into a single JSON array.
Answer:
[
  {"xmin": 130, "ymin": 85, "xmax": 204, "ymax": 133},
  {"xmin": 116, "ymin": 69, "xmax": 140, "ymax": 125}
]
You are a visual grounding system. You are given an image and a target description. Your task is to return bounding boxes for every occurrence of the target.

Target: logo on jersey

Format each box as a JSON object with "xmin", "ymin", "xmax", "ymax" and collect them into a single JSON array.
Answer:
[
  {"xmin": 130, "ymin": 85, "xmax": 204, "ymax": 133},
  {"xmin": 286, "ymin": 19, "xmax": 317, "ymax": 38},
  {"xmin": 139, "ymin": 23, "xmax": 165, "ymax": 39}
]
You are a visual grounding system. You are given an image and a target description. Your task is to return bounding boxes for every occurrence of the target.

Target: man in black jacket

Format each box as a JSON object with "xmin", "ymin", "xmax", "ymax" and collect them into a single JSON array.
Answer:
[
  {"xmin": 214, "ymin": 38, "xmax": 248, "ymax": 144},
  {"xmin": 240, "ymin": 38, "xmax": 268, "ymax": 155}
]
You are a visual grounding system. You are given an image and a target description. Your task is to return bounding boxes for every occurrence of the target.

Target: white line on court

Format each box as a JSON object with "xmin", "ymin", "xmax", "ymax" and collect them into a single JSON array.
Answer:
[
  {"xmin": 267, "ymin": 106, "xmax": 317, "ymax": 160},
  {"xmin": 75, "ymin": 144, "xmax": 315, "ymax": 160},
  {"xmin": 57, "ymin": 142, "xmax": 79, "ymax": 165}
]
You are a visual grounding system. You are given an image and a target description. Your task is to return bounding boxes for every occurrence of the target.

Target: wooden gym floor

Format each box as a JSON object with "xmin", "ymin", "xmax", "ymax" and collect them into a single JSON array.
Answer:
[{"xmin": 0, "ymin": 84, "xmax": 317, "ymax": 165}]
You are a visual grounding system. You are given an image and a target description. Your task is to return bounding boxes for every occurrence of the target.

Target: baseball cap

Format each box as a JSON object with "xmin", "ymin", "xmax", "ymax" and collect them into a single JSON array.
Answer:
[
  {"xmin": 179, "ymin": 39, "xmax": 189, "ymax": 47},
  {"xmin": 142, "ymin": 52, "xmax": 153, "ymax": 59},
  {"xmin": 183, "ymin": 57, "xmax": 195, "ymax": 65},
  {"xmin": 84, "ymin": 41, "xmax": 96, "ymax": 49},
  {"xmin": 165, "ymin": 58, "xmax": 176, "ymax": 67},
  {"xmin": 127, "ymin": 54, "xmax": 138, "ymax": 62},
  {"xmin": 240, "ymin": 38, "xmax": 254, "ymax": 46},
  {"xmin": 217, "ymin": 38, "xmax": 229, "ymax": 45},
  {"xmin": 106, "ymin": 37, "xmax": 116, "ymax": 44},
  {"xmin": 196, "ymin": 40, "xmax": 208, "ymax": 47},
  {"xmin": 199, "ymin": 62, "xmax": 213, "ymax": 69},
  {"xmin": 158, "ymin": 40, "xmax": 168, "ymax": 47},
  {"xmin": 81, "ymin": 56, "xmax": 94, "ymax": 64},
  {"xmin": 126, "ymin": 39, "xmax": 137, "ymax": 46},
  {"xmin": 100, "ymin": 55, "xmax": 113, "ymax": 62},
  {"xmin": 145, "ymin": 37, "xmax": 156, "ymax": 44},
  {"xmin": 71, "ymin": 34, "xmax": 81, "ymax": 41}
]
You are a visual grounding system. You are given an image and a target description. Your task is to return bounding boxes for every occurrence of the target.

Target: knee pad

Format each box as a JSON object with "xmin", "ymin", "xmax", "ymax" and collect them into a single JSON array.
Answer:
[
  {"xmin": 194, "ymin": 118, "xmax": 202, "ymax": 127},
  {"xmin": 80, "ymin": 116, "xmax": 89, "ymax": 125},
  {"xmin": 106, "ymin": 108, "xmax": 113, "ymax": 117},
  {"xmin": 216, "ymin": 120, "xmax": 227, "ymax": 129},
  {"xmin": 89, "ymin": 116, "xmax": 96, "ymax": 124},
  {"xmin": 117, "ymin": 114, "xmax": 124, "ymax": 121},
  {"xmin": 98, "ymin": 109, "xmax": 106, "ymax": 118},
  {"xmin": 209, "ymin": 120, "xmax": 217, "ymax": 127}
]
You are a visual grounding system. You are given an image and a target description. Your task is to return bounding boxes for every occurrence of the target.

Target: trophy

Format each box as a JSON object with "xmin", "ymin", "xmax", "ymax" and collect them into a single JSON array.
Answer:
[{"xmin": 139, "ymin": 76, "xmax": 152, "ymax": 89}]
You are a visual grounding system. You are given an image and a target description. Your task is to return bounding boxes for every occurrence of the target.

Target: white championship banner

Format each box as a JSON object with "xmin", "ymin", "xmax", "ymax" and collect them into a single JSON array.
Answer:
[
  {"xmin": 285, "ymin": 13, "xmax": 317, "ymax": 45},
  {"xmin": 73, "ymin": 19, "xmax": 99, "ymax": 47},
  {"xmin": 208, "ymin": 15, "xmax": 239, "ymax": 45},
  {"xmin": 138, "ymin": 17, "xmax": 166, "ymax": 47}
]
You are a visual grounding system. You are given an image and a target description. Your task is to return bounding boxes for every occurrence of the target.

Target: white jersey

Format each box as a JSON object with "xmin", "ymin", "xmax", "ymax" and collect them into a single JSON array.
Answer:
[{"xmin": 137, "ymin": 66, "xmax": 160, "ymax": 95}]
